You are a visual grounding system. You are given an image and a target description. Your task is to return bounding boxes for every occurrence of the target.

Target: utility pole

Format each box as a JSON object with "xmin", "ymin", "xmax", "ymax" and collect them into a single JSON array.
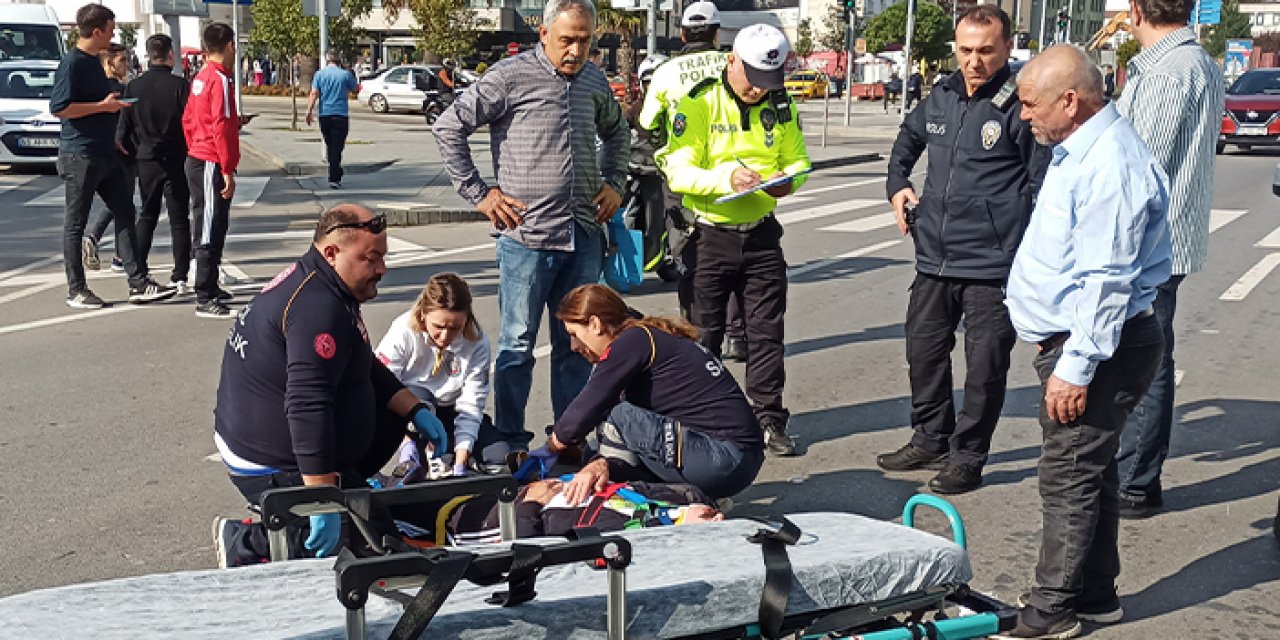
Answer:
[
  {"xmin": 319, "ymin": 0, "xmax": 330, "ymax": 65},
  {"xmin": 1038, "ymin": 0, "xmax": 1048, "ymax": 50},
  {"xmin": 231, "ymin": 0, "xmax": 242, "ymax": 114},
  {"xmin": 902, "ymin": 0, "xmax": 917, "ymax": 122},
  {"xmin": 647, "ymin": 0, "xmax": 658, "ymax": 56}
]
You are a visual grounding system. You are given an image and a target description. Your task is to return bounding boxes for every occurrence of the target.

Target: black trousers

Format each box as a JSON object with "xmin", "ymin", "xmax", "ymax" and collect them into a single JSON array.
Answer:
[
  {"xmin": 678, "ymin": 223, "xmax": 746, "ymax": 341},
  {"xmin": 58, "ymin": 152, "xmax": 147, "ymax": 292},
  {"xmin": 319, "ymin": 115, "xmax": 349, "ymax": 184},
  {"xmin": 905, "ymin": 272, "xmax": 1017, "ymax": 466},
  {"xmin": 186, "ymin": 156, "xmax": 232, "ymax": 303},
  {"xmin": 223, "ymin": 404, "xmax": 408, "ymax": 565},
  {"xmin": 137, "ymin": 157, "xmax": 192, "ymax": 283},
  {"xmin": 692, "ymin": 216, "xmax": 787, "ymax": 422},
  {"xmin": 1025, "ymin": 313, "xmax": 1163, "ymax": 621}
]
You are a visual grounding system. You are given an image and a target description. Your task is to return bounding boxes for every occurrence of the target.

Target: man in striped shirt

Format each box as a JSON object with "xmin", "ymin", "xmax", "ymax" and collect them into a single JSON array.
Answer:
[
  {"xmin": 1112, "ymin": 0, "xmax": 1224, "ymax": 519},
  {"xmin": 432, "ymin": 0, "xmax": 629, "ymax": 452}
]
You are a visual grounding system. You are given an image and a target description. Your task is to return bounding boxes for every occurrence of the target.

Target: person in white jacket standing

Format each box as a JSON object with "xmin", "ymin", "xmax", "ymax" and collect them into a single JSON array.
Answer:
[{"xmin": 376, "ymin": 273, "xmax": 509, "ymax": 475}]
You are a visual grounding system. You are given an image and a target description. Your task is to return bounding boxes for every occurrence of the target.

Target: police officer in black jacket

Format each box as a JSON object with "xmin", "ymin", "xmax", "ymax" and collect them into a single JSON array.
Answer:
[
  {"xmin": 878, "ymin": 6, "xmax": 1048, "ymax": 495},
  {"xmin": 210, "ymin": 204, "xmax": 449, "ymax": 568},
  {"xmin": 119, "ymin": 34, "xmax": 191, "ymax": 290}
]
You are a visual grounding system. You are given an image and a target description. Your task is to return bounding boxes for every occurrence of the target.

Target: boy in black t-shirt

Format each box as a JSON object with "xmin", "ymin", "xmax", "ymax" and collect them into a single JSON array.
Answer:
[{"xmin": 49, "ymin": 3, "xmax": 174, "ymax": 309}]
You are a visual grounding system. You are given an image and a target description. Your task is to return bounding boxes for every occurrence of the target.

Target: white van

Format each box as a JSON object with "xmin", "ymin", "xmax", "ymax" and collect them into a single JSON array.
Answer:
[{"xmin": 0, "ymin": 4, "xmax": 64, "ymax": 165}]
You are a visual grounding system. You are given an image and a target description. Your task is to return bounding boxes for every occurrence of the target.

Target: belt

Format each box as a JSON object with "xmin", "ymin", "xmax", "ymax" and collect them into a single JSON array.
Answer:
[
  {"xmin": 698, "ymin": 217, "xmax": 767, "ymax": 232},
  {"xmin": 1036, "ymin": 307, "xmax": 1154, "ymax": 352}
]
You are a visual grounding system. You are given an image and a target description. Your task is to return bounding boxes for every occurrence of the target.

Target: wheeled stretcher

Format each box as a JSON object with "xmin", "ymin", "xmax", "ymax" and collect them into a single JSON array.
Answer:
[{"xmin": 0, "ymin": 479, "xmax": 1016, "ymax": 639}]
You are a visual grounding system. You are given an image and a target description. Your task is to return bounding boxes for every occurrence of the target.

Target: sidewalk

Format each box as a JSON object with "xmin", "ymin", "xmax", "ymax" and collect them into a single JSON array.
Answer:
[{"xmin": 239, "ymin": 96, "xmax": 900, "ymax": 225}]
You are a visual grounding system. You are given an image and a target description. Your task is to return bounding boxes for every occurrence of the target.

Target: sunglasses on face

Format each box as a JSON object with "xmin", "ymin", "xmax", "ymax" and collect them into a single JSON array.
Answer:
[{"xmin": 323, "ymin": 214, "xmax": 387, "ymax": 236}]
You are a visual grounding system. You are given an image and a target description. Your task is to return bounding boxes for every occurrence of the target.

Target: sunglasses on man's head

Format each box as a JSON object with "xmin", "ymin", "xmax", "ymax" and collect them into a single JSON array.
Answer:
[{"xmin": 324, "ymin": 214, "xmax": 387, "ymax": 236}]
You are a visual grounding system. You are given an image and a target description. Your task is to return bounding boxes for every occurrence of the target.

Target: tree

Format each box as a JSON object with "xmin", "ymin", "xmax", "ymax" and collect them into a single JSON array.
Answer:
[
  {"xmin": 406, "ymin": 0, "xmax": 487, "ymax": 62},
  {"xmin": 118, "ymin": 24, "xmax": 139, "ymax": 51},
  {"xmin": 249, "ymin": 0, "xmax": 373, "ymax": 129},
  {"xmin": 864, "ymin": 1, "xmax": 954, "ymax": 63},
  {"xmin": 795, "ymin": 18, "xmax": 815, "ymax": 60},
  {"xmin": 1203, "ymin": 0, "xmax": 1252, "ymax": 58},
  {"xmin": 596, "ymin": 6, "xmax": 644, "ymax": 101},
  {"xmin": 819, "ymin": 7, "xmax": 849, "ymax": 55},
  {"xmin": 1115, "ymin": 38, "xmax": 1141, "ymax": 71}
]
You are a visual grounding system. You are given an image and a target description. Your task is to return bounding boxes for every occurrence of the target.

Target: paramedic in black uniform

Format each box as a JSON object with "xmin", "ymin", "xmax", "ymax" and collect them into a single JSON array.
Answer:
[
  {"xmin": 210, "ymin": 204, "xmax": 447, "ymax": 568},
  {"xmin": 528, "ymin": 283, "xmax": 765, "ymax": 503},
  {"xmin": 876, "ymin": 5, "xmax": 1048, "ymax": 495}
]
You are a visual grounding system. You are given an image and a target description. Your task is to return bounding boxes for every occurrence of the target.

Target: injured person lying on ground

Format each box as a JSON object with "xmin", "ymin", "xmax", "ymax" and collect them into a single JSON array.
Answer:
[{"xmin": 377, "ymin": 477, "xmax": 725, "ymax": 547}]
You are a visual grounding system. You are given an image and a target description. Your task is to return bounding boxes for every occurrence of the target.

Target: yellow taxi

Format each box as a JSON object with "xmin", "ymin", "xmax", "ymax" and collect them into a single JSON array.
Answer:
[{"xmin": 785, "ymin": 70, "xmax": 829, "ymax": 99}]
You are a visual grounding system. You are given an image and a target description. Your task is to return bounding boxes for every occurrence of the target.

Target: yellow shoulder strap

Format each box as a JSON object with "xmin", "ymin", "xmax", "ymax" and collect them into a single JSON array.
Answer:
[{"xmin": 638, "ymin": 325, "xmax": 657, "ymax": 370}]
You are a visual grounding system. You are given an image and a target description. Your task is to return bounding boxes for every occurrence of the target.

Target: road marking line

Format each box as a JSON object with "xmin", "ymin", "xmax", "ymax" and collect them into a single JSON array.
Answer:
[
  {"xmin": 0, "ymin": 305, "xmax": 141, "ymax": 336},
  {"xmin": 1209, "ymin": 209, "xmax": 1247, "ymax": 234},
  {"xmin": 0, "ymin": 281, "xmax": 59, "ymax": 304},
  {"xmin": 787, "ymin": 239, "xmax": 903, "ymax": 278},
  {"xmin": 776, "ymin": 200, "xmax": 881, "ymax": 225},
  {"xmin": 818, "ymin": 211, "xmax": 896, "ymax": 233},
  {"xmin": 1175, "ymin": 369, "xmax": 1184, "ymax": 387},
  {"xmin": 26, "ymin": 176, "xmax": 270, "ymax": 208},
  {"xmin": 797, "ymin": 176, "xmax": 886, "ymax": 196},
  {"xmin": 0, "ymin": 254, "xmax": 60, "ymax": 286},
  {"xmin": 385, "ymin": 242, "xmax": 492, "ymax": 267},
  {"xmin": 1257, "ymin": 225, "xmax": 1280, "ymax": 249},
  {"xmin": 1220, "ymin": 252, "xmax": 1280, "ymax": 301}
]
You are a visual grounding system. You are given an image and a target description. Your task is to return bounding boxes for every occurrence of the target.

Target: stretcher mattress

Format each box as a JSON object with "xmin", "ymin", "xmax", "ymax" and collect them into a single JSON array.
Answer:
[{"xmin": 0, "ymin": 512, "xmax": 971, "ymax": 639}]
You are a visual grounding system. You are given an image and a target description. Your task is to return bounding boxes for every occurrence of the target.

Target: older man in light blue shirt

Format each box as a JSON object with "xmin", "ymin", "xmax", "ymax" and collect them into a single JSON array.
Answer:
[{"xmin": 995, "ymin": 45, "xmax": 1170, "ymax": 640}]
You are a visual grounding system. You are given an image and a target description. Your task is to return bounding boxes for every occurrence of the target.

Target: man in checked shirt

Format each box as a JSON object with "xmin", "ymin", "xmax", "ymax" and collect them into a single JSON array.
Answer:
[{"xmin": 433, "ymin": 0, "xmax": 630, "ymax": 453}]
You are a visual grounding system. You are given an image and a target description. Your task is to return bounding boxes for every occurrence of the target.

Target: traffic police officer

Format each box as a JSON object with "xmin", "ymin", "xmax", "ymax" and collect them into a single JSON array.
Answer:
[
  {"xmin": 657, "ymin": 23, "xmax": 811, "ymax": 456},
  {"xmin": 637, "ymin": 0, "xmax": 748, "ymax": 362},
  {"xmin": 877, "ymin": 6, "xmax": 1048, "ymax": 494},
  {"xmin": 210, "ymin": 204, "xmax": 448, "ymax": 568}
]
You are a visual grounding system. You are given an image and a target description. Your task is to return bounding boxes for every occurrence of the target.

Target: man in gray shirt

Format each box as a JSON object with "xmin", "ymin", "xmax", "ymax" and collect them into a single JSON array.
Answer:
[
  {"xmin": 433, "ymin": 0, "xmax": 629, "ymax": 451},
  {"xmin": 1112, "ymin": 0, "xmax": 1224, "ymax": 520}
]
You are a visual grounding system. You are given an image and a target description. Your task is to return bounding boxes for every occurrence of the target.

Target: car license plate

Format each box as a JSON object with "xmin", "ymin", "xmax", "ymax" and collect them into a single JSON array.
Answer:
[
  {"xmin": 17, "ymin": 136, "xmax": 59, "ymax": 149},
  {"xmin": 1238, "ymin": 125, "xmax": 1269, "ymax": 136}
]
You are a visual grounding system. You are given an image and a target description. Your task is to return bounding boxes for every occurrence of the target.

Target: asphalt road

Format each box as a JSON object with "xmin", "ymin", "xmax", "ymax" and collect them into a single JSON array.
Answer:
[{"xmin": 0, "ymin": 149, "xmax": 1278, "ymax": 638}]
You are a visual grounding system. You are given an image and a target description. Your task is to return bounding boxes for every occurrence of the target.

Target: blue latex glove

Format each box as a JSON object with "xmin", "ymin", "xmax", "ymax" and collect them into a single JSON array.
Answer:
[
  {"xmin": 452, "ymin": 463, "xmax": 468, "ymax": 477},
  {"xmin": 409, "ymin": 405, "xmax": 448, "ymax": 458},
  {"xmin": 528, "ymin": 445, "xmax": 559, "ymax": 473},
  {"xmin": 305, "ymin": 513, "xmax": 342, "ymax": 558}
]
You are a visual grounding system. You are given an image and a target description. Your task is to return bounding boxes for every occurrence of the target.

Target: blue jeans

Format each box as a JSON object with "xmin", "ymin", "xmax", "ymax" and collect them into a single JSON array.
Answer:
[
  {"xmin": 1115, "ymin": 276, "xmax": 1183, "ymax": 501},
  {"xmin": 493, "ymin": 222, "xmax": 603, "ymax": 448},
  {"xmin": 600, "ymin": 402, "xmax": 764, "ymax": 499}
]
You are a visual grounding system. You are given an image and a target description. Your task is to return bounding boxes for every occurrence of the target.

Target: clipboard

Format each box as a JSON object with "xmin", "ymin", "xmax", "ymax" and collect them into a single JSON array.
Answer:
[{"xmin": 713, "ymin": 168, "xmax": 813, "ymax": 204}]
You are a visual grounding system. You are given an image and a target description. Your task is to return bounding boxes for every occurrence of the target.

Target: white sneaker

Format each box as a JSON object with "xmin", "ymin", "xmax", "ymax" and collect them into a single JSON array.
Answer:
[
  {"xmin": 218, "ymin": 267, "xmax": 247, "ymax": 286},
  {"xmin": 169, "ymin": 279, "xmax": 192, "ymax": 296}
]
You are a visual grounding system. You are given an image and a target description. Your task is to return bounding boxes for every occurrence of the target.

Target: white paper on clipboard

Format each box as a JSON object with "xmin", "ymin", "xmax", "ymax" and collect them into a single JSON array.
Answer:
[{"xmin": 713, "ymin": 168, "xmax": 813, "ymax": 204}]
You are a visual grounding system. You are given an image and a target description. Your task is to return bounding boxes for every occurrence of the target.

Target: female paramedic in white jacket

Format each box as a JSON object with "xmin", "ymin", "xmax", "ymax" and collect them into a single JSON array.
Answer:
[{"xmin": 376, "ymin": 273, "xmax": 509, "ymax": 475}]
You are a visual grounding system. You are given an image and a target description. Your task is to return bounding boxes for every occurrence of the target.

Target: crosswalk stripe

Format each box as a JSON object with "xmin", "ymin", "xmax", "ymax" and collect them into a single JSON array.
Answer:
[
  {"xmin": 1256, "ymin": 225, "xmax": 1280, "ymax": 249},
  {"xmin": 776, "ymin": 200, "xmax": 881, "ymax": 225},
  {"xmin": 818, "ymin": 212, "xmax": 896, "ymax": 233},
  {"xmin": 1221, "ymin": 252, "xmax": 1280, "ymax": 301},
  {"xmin": 1209, "ymin": 209, "xmax": 1247, "ymax": 234},
  {"xmin": 25, "ymin": 177, "xmax": 271, "ymax": 208}
]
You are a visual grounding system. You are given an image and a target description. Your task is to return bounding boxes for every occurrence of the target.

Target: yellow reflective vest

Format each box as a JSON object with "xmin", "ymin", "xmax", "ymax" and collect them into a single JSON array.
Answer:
[
  {"xmin": 638, "ymin": 49, "xmax": 728, "ymax": 133},
  {"xmin": 657, "ymin": 77, "xmax": 812, "ymax": 225}
]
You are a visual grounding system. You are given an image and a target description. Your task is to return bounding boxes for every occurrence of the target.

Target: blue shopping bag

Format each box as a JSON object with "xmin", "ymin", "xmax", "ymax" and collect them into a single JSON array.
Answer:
[{"xmin": 603, "ymin": 208, "xmax": 645, "ymax": 293}]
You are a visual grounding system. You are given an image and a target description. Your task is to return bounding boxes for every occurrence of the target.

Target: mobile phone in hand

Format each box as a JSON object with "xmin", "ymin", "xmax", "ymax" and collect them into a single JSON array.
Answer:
[{"xmin": 118, "ymin": 97, "xmax": 139, "ymax": 104}]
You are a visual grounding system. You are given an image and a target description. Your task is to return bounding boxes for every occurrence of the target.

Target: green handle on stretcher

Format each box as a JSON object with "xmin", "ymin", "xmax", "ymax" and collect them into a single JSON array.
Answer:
[
  {"xmin": 847, "ymin": 612, "xmax": 1001, "ymax": 639},
  {"xmin": 902, "ymin": 494, "xmax": 967, "ymax": 549}
]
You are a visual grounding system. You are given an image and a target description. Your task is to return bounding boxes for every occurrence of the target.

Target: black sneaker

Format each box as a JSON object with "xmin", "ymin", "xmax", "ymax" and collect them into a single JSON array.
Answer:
[
  {"xmin": 195, "ymin": 299, "xmax": 233, "ymax": 319},
  {"xmin": 211, "ymin": 516, "xmax": 239, "ymax": 569},
  {"xmin": 994, "ymin": 607, "xmax": 1082, "ymax": 639},
  {"xmin": 81, "ymin": 237, "xmax": 101, "ymax": 270},
  {"xmin": 876, "ymin": 443, "xmax": 948, "ymax": 472},
  {"xmin": 760, "ymin": 416, "xmax": 796, "ymax": 456},
  {"xmin": 1017, "ymin": 592, "xmax": 1123, "ymax": 624},
  {"xmin": 128, "ymin": 278, "xmax": 178, "ymax": 304},
  {"xmin": 929, "ymin": 463, "xmax": 983, "ymax": 495},
  {"xmin": 722, "ymin": 337, "xmax": 747, "ymax": 362},
  {"xmin": 66, "ymin": 289, "xmax": 106, "ymax": 309},
  {"xmin": 1118, "ymin": 492, "xmax": 1163, "ymax": 520}
]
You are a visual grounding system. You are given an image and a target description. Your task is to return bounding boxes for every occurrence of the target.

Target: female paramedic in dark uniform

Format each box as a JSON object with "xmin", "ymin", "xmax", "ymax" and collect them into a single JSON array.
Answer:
[{"xmin": 533, "ymin": 283, "xmax": 764, "ymax": 503}]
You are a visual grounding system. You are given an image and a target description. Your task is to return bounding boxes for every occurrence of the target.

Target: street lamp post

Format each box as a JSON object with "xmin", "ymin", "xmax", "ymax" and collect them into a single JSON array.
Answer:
[{"xmin": 902, "ymin": 0, "xmax": 916, "ymax": 122}]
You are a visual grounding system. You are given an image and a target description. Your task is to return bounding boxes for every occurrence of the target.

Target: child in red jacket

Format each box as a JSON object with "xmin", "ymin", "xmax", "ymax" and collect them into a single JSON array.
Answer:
[{"xmin": 183, "ymin": 22, "xmax": 246, "ymax": 319}]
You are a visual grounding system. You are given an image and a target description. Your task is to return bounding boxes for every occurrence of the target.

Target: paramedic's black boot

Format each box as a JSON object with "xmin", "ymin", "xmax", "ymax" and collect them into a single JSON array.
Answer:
[
  {"xmin": 1017, "ymin": 592, "xmax": 1123, "ymax": 624},
  {"xmin": 760, "ymin": 416, "xmax": 796, "ymax": 456},
  {"xmin": 722, "ymin": 336, "xmax": 747, "ymax": 362},
  {"xmin": 876, "ymin": 443, "xmax": 947, "ymax": 472},
  {"xmin": 994, "ymin": 606, "xmax": 1082, "ymax": 639},
  {"xmin": 928, "ymin": 463, "xmax": 983, "ymax": 495}
]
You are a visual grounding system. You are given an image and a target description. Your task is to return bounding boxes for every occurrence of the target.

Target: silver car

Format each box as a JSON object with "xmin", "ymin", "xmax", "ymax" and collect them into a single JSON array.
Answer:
[{"xmin": 356, "ymin": 64, "xmax": 441, "ymax": 114}]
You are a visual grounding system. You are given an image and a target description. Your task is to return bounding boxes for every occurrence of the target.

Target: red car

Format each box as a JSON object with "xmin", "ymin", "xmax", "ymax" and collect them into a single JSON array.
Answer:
[{"xmin": 1219, "ymin": 68, "xmax": 1280, "ymax": 154}]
